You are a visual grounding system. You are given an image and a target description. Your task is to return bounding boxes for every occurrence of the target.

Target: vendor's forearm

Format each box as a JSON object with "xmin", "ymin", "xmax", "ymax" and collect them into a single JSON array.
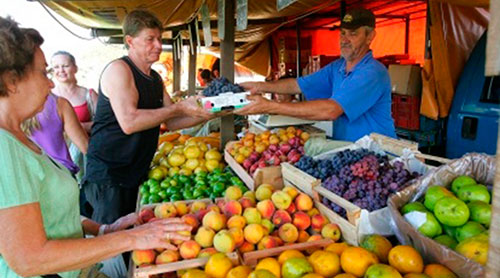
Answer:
[
  {"xmin": 259, "ymin": 79, "xmax": 301, "ymax": 95},
  {"xmin": 267, "ymin": 99, "xmax": 343, "ymax": 121},
  {"xmin": 117, "ymin": 104, "xmax": 181, "ymax": 135}
]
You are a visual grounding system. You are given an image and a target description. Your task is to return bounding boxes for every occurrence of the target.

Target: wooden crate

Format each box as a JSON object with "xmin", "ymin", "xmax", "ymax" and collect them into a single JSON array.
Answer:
[
  {"xmin": 281, "ymin": 162, "xmax": 320, "ymax": 198},
  {"xmin": 224, "ymin": 141, "xmax": 283, "ymax": 191},
  {"xmin": 130, "ymin": 252, "xmax": 240, "ymax": 278},
  {"xmin": 242, "ymin": 238, "xmax": 333, "ymax": 266}
]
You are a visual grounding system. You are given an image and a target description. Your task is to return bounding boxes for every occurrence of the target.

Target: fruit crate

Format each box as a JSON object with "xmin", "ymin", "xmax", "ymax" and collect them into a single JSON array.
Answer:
[
  {"xmin": 129, "ymin": 251, "xmax": 240, "ymax": 278},
  {"xmin": 388, "ymin": 153, "xmax": 495, "ymax": 278},
  {"xmin": 392, "ymin": 94, "xmax": 420, "ymax": 130},
  {"xmin": 224, "ymin": 141, "xmax": 284, "ymax": 191}
]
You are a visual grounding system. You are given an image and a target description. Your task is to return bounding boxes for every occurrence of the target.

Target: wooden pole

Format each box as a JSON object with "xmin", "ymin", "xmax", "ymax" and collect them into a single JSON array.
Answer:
[
  {"xmin": 172, "ymin": 30, "xmax": 181, "ymax": 92},
  {"xmin": 188, "ymin": 22, "xmax": 197, "ymax": 96},
  {"xmin": 219, "ymin": 0, "xmax": 235, "ymax": 149},
  {"xmin": 485, "ymin": 128, "xmax": 500, "ymax": 278}
]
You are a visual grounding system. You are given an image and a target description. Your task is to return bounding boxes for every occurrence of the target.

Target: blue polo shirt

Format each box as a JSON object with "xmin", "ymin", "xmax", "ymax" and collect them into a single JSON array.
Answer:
[{"xmin": 297, "ymin": 51, "xmax": 396, "ymax": 141}]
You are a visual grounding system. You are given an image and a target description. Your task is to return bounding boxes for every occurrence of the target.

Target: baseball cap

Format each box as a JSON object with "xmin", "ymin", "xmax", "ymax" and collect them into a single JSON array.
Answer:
[{"xmin": 340, "ymin": 8, "xmax": 376, "ymax": 30}]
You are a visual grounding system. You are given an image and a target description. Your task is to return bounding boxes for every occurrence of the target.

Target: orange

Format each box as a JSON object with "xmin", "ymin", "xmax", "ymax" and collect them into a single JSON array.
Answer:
[
  {"xmin": 423, "ymin": 264, "xmax": 458, "ymax": 278},
  {"xmin": 178, "ymin": 134, "xmax": 192, "ymax": 144},
  {"xmin": 340, "ymin": 246, "xmax": 379, "ymax": 277},
  {"xmin": 278, "ymin": 250, "xmax": 305, "ymax": 265},
  {"xmin": 325, "ymin": 242, "xmax": 350, "ymax": 256},
  {"xmin": 182, "ymin": 269, "xmax": 210, "ymax": 278},
  {"xmin": 226, "ymin": 265, "xmax": 252, "ymax": 278},
  {"xmin": 388, "ymin": 245, "xmax": 424, "ymax": 274},
  {"xmin": 205, "ymin": 253, "xmax": 233, "ymax": 278},
  {"xmin": 360, "ymin": 234, "xmax": 393, "ymax": 263},
  {"xmin": 404, "ymin": 274, "xmax": 431, "ymax": 278},
  {"xmin": 308, "ymin": 250, "xmax": 341, "ymax": 277},
  {"xmin": 302, "ymin": 274, "xmax": 324, "ymax": 278},
  {"xmin": 333, "ymin": 274, "xmax": 357, "ymax": 278},
  {"xmin": 256, "ymin": 257, "xmax": 281, "ymax": 278},
  {"xmin": 248, "ymin": 269, "xmax": 277, "ymax": 278}
]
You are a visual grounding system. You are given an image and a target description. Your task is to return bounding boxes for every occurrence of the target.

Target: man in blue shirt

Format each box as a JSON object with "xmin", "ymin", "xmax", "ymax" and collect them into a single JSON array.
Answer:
[{"xmin": 236, "ymin": 8, "xmax": 396, "ymax": 142}]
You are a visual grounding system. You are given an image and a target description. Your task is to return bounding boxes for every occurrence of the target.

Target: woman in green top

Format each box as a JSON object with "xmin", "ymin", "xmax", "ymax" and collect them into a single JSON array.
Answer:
[{"xmin": 0, "ymin": 17, "xmax": 191, "ymax": 278}]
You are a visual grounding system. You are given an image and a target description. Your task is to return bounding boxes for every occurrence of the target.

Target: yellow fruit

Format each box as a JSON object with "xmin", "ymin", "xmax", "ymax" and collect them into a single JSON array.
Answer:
[
  {"xmin": 198, "ymin": 142, "xmax": 209, "ymax": 152},
  {"xmin": 340, "ymin": 246, "xmax": 379, "ymax": 277},
  {"xmin": 205, "ymin": 149, "xmax": 222, "ymax": 161},
  {"xmin": 168, "ymin": 166, "xmax": 180, "ymax": 177},
  {"xmin": 256, "ymin": 257, "xmax": 281, "ymax": 278},
  {"xmin": 206, "ymin": 159, "xmax": 220, "ymax": 172},
  {"xmin": 333, "ymin": 274, "xmax": 357, "ymax": 278},
  {"xmin": 168, "ymin": 153, "xmax": 186, "ymax": 167},
  {"xmin": 248, "ymin": 269, "xmax": 277, "ymax": 278},
  {"xmin": 308, "ymin": 250, "xmax": 341, "ymax": 277},
  {"xmin": 205, "ymin": 253, "xmax": 233, "ymax": 278},
  {"xmin": 325, "ymin": 242, "xmax": 350, "ymax": 256},
  {"xmin": 227, "ymin": 265, "xmax": 252, "ymax": 278},
  {"xmin": 388, "ymin": 245, "xmax": 424, "ymax": 274},
  {"xmin": 184, "ymin": 145, "xmax": 201, "ymax": 159},
  {"xmin": 179, "ymin": 167, "xmax": 193, "ymax": 176},
  {"xmin": 423, "ymin": 264, "xmax": 457, "ymax": 278},
  {"xmin": 455, "ymin": 233, "xmax": 489, "ymax": 265},
  {"xmin": 184, "ymin": 158, "xmax": 200, "ymax": 170},
  {"xmin": 302, "ymin": 274, "xmax": 324, "ymax": 278},
  {"xmin": 278, "ymin": 250, "xmax": 305, "ymax": 265},
  {"xmin": 194, "ymin": 165, "xmax": 208, "ymax": 174},
  {"xmin": 182, "ymin": 269, "xmax": 210, "ymax": 278},
  {"xmin": 360, "ymin": 234, "xmax": 393, "ymax": 263}
]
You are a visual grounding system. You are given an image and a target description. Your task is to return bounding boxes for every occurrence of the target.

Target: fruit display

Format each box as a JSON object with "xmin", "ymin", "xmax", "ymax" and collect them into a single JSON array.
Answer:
[
  {"xmin": 167, "ymin": 234, "xmax": 457, "ymax": 278},
  {"xmin": 202, "ymin": 77, "xmax": 244, "ymax": 97},
  {"xmin": 141, "ymin": 135, "xmax": 245, "ymax": 204},
  {"xmin": 299, "ymin": 149, "xmax": 420, "ymax": 217},
  {"xmin": 401, "ymin": 175, "xmax": 492, "ymax": 265},
  {"xmin": 227, "ymin": 127, "xmax": 310, "ymax": 175}
]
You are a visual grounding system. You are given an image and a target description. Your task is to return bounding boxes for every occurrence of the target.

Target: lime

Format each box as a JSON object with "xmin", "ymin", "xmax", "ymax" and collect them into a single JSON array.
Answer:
[
  {"xmin": 193, "ymin": 188, "xmax": 204, "ymax": 199},
  {"xmin": 170, "ymin": 193, "xmax": 183, "ymax": 202},
  {"xmin": 149, "ymin": 194, "xmax": 161, "ymax": 204},
  {"xmin": 148, "ymin": 167, "xmax": 165, "ymax": 181},
  {"xmin": 140, "ymin": 196, "xmax": 149, "ymax": 205},
  {"xmin": 149, "ymin": 185, "xmax": 161, "ymax": 194},
  {"xmin": 160, "ymin": 179, "xmax": 171, "ymax": 189},
  {"xmin": 158, "ymin": 190, "xmax": 168, "ymax": 200},
  {"xmin": 179, "ymin": 175, "xmax": 190, "ymax": 184},
  {"xmin": 183, "ymin": 190, "xmax": 194, "ymax": 200},
  {"xmin": 139, "ymin": 185, "xmax": 150, "ymax": 195},
  {"xmin": 213, "ymin": 182, "xmax": 226, "ymax": 193},
  {"xmin": 147, "ymin": 179, "xmax": 159, "ymax": 188},
  {"xmin": 169, "ymin": 179, "xmax": 178, "ymax": 187}
]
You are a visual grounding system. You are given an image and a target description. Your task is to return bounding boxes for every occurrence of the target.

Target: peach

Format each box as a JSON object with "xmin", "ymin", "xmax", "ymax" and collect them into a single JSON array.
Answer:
[
  {"xmin": 197, "ymin": 247, "xmax": 217, "ymax": 258},
  {"xmin": 139, "ymin": 208, "xmax": 155, "ymax": 223},
  {"xmin": 190, "ymin": 201, "xmax": 207, "ymax": 213},
  {"xmin": 307, "ymin": 208, "xmax": 320, "ymax": 217},
  {"xmin": 295, "ymin": 193, "xmax": 313, "ymax": 211},
  {"xmin": 261, "ymin": 219, "xmax": 275, "ymax": 235},
  {"xmin": 293, "ymin": 211, "xmax": 311, "ymax": 230},
  {"xmin": 132, "ymin": 249, "xmax": 156, "ymax": 266},
  {"xmin": 228, "ymin": 227, "xmax": 245, "ymax": 247},
  {"xmin": 154, "ymin": 203, "xmax": 177, "ymax": 219},
  {"xmin": 279, "ymin": 223, "xmax": 299, "ymax": 243},
  {"xmin": 213, "ymin": 229, "xmax": 236, "ymax": 253},
  {"xmin": 256, "ymin": 200, "xmax": 276, "ymax": 219},
  {"xmin": 239, "ymin": 241, "xmax": 255, "ymax": 253},
  {"xmin": 243, "ymin": 190, "xmax": 256, "ymax": 202},
  {"xmin": 271, "ymin": 190, "xmax": 293, "ymax": 210},
  {"xmin": 298, "ymin": 230, "xmax": 310, "ymax": 243},
  {"xmin": 224, "ymin": 200, "xmax": 243, "ymax": 217},
  {"xmin": 194, "ymin": 226, "xmax": 215, "ymax": 248},
  {"xmin": 257, "ymin": 236, "xmax": 280, "ymax": 250},
  {"xmin": 195, "ymin": 208, "xmax": 210, "ymax": 222},
  {"xmin": 154, "ymin": 250, "xmax": 179, "ymax": 264},
  {"xmin": 227, "ymin": 215, "xmax": 246, "ymax": 230},
  {"xmin": 286, "ymin": 202, "xmax": 297, "ymax": 214},
  {"xmin": 179, "ymin": 240, "xmax": 201, "ymax": 259},
  {"xmin": 244, "ymin": 223, "xmax": 265, "ymax": 244},
  {"xmin": 311, "ymin": 214, "xmax": 329, "ymax": 232},
  {"xmin": 283, "ymin": 186, "xmax": 299, "ymax": 199},
  {"xmin": 207, "ymin": 204, "xmax": 221, "ymax": 213},
  {"xmin": 256, "ymin": 185, "xmax": 273, "ymax": 201},
  {"xmin": 243, "ymin": 207, "xmax": 262, "ymax": 224},
  {"xmin": 216, "ymin": 199, "xmax": 226, "ymax": 211},
  {"xmin": 321, "ymin": 223, "xmax": 341, "ymax": 242},
  {"xmin": 225, "ymin": 186, "xmax": 243, "ymax": 200},
  {"xmin": 174, "ymin": 201, "xmax": 189, "ymax": 216},
  {"xmin": 202, "ymin": 211, "xmax": 226, "ymax": 231},
  {"xmin": 239, "ymin": 197, "xmax": 256, "ymax": 210},
  {"xmin": 272, "ymin": 210, "xmax": 292, "ymax": 228},
  {"xmin": 172, "ymin": 230, "xmax": 191, "ymax": 245},
  {"xmin": 273, "ymin": 236, "xmax": 284, "ymax": 246},
  {"xmin": 181, "ymin": 214, "xmax": 199, "ymax": 231}
]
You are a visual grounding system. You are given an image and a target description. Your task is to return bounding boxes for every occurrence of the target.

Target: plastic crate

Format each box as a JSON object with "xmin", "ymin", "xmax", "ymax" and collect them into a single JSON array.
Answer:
[{"xmin": 392, "ymin": 94, "xmax": 420, "ymax": 130}]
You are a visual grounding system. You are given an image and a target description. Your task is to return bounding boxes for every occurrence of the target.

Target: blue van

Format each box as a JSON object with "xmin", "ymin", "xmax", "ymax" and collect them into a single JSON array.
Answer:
[{"xmin": 446, "ymin": 32, "xmax": 500, "ymax": 158}]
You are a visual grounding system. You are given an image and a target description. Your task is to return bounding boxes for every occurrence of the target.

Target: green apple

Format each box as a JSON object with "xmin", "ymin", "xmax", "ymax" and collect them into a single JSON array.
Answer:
[
  {"xmin": 424, "ymin": 186, "xmax": 454, "ymax": 211},
  {"xmin": 468, "ymin": 200, "xmax": 491, "ymax": 227},
  {"xmin": 451, "ymin": 175, "xmax": 476, "ymax": 195},
  {"xmin": 455, "ymin": 221, "xmax": 486, "ymax": 242},
  {"xmin": 457, "ymin": 184, "xmax": 491, "ymax": 204},
  {"xmin": 401, "ymin": 201, "xmax": 427, "ymax": 215},
  {"xmin": 434, "ymin": 196, "xmax": 470, "ymax": 227},
  {"xmin": 442, "ymin": 224, "xmax": 457, "ymax": 238},
  {"xmin": 405, "ymin": 210, "xmax": 442, "ymax": 238},
  {"xmin": 434, "ymin": 234, "xmax": 458, "ymax": 249},
  {"xmin": 271, "ymin": 190, "xmax": 292, "ymax": 210}
]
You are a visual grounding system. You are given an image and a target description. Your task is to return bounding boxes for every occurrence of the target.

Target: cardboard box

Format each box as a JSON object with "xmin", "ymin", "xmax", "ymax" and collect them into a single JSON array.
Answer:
[{"xmin": 388, "ymin": 64, "xmax": 422, "ymax": 97}]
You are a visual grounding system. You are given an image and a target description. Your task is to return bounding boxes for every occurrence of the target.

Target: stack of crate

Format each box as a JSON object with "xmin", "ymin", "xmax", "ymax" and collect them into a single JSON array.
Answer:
[{"xmin": 389, "ymin": 64, "xmax": 422, "ymax": 130}]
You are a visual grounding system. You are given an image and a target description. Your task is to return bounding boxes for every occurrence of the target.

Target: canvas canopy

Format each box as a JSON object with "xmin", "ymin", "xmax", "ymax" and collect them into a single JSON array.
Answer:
[{"xmin": 40, "ymin": 0, "xmax": 491, "ymax": 118}]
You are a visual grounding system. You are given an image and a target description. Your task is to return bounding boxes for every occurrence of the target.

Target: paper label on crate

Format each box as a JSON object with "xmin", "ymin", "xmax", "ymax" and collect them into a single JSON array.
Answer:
[{"xmin": 404, "ymin": 211, "xmax": 427, "ymax": 229}]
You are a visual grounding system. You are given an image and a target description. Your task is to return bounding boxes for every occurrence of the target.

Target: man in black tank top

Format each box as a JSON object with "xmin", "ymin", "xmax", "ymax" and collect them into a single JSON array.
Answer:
[{"xmin": 83, "ymin": 10, "xmax": 213, "ymax": 225}]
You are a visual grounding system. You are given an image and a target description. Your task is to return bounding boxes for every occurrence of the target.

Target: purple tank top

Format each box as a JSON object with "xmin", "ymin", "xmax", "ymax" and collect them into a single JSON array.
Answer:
[{"xmin": 31, "ymin": 94, "xmax": 79, "ymax": 174}]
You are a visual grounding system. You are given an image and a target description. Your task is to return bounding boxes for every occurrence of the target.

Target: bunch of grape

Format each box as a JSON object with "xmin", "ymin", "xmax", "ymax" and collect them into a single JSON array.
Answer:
[
  {"xmin": 322, "ymin": 154, "xmax": 419, "ymax": 213},
  {"xmin": 294, "ymin": 148, "xmax": 383, "ymax": 180},
  {"xmin": 202, "ymin": 77, "xmax": 244, "ymax": 96}
]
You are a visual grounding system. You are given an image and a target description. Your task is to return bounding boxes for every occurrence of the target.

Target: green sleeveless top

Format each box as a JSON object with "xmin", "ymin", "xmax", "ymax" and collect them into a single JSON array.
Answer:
[{"xmin": 0, "ymin": 129, "xmax": 82, "ymax": 278}]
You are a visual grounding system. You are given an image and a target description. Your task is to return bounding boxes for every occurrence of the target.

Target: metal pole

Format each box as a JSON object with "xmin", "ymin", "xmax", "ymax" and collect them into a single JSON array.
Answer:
[
  {"xmin": 405, "ymin": 15, "xmax": 410, "ymax": 55},
  {"xmin": 220, "ymin": 0, "xmax": 235, "ymax": 149},
  {"xmin": 296, "ymin": 20, "xmax": 301, "ymax": 78},
  {"xmin": 188, "ymin": 22, "xmax": 197, "ymax": 96},
  {"xmin": 172, "ymin": 30, "xmax": 181, "ymax": 92}
]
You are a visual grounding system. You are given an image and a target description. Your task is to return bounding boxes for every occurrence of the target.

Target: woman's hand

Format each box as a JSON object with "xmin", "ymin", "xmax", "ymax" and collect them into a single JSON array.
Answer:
[
  {"xmin": 127, "ymin": 218, "xmax": 192, "ymax": 250},
  {"xmin": 107, "ymin": 212, "xmax": 142, "ymax": 233}
]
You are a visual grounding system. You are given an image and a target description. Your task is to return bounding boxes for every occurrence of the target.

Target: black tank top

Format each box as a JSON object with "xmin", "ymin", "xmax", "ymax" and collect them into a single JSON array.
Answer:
[{"xmin": 85, "ymin": 56, "xmax": 164, "ymax": 188}]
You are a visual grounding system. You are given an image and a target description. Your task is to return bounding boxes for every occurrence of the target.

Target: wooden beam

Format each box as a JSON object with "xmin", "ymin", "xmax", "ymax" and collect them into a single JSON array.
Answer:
[
  {"xmin": 219, "ymin": 0, "xmax": 236, "ymax": 149},
  {"xmin": 188, "ymin": 21, "xmax": 197, "ymax": 96},
  {"xmin": 172, "ymin": 30, "xmax": 181, "ymax": 92},
  {"xmin": 106, "ymin": 37, "xmax": 246, "ymax": 47}
]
